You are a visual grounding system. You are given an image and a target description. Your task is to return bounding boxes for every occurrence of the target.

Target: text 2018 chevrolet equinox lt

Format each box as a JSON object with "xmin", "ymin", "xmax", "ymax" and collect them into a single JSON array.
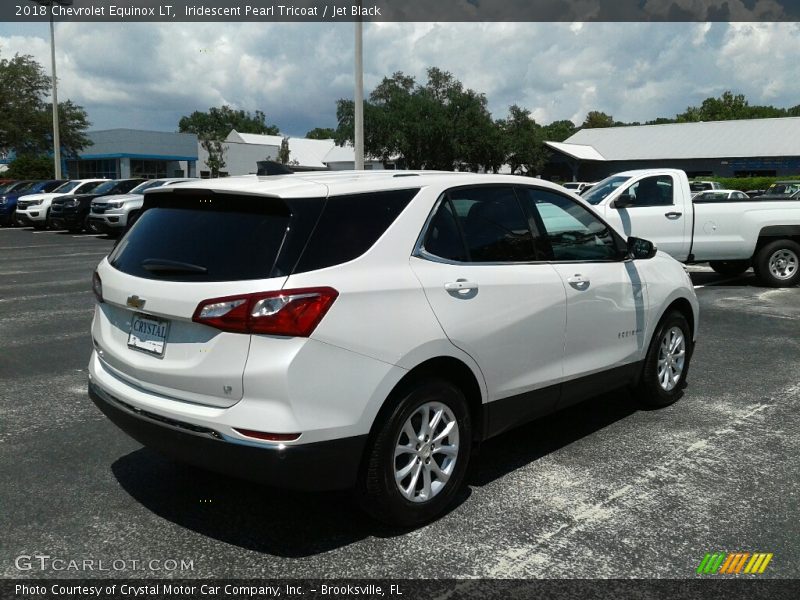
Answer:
[{"xmin": 89, "ymin": 172, "xmax": 699, "ymax": 526}]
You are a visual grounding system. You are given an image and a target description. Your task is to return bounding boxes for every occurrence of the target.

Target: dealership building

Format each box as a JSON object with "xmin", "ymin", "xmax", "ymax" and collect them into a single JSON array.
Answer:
[
  {"xmin": 65, "ymin": 129, "xmax": 199, "ymax": 179},
  {"xmin": 546, "ymin": 116, "xmax": 800, "ymax": 181}
]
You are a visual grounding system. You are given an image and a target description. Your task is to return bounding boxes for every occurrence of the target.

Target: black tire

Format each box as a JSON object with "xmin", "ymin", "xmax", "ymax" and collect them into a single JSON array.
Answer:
[
  {"xmin": 357, "ymin": 378, "xmax": 472, "ymax": 527},
  {"xmin": 709, "ymin": 260, "xmax": 749, "ymax": 277},
  {"xmin": 85, "ymin": 215, "xmax": 101, "ymax": 234},
  {"xmin": 634, "ymin": 311, "xmax": 693, "ymax": 408},
  {"xmin": 753, "ymin": 239, "xmax": 800, "ymax": 288},
  {"xmin": 33, "ymin": 210, "xmax": 48, "ymax": 231}
]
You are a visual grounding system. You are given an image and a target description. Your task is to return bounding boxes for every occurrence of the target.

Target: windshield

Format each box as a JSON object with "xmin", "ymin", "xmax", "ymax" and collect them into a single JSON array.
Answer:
[
  {"xmin": 52, "ymin": 180, "xmax": 83, "ymax": 193},
  {"xmin": 88, "ymin": 180, "xmax": 119, "ymax": 194},
  {"xmin": 129, "ymin": 180, "xmax": 167, "ymax": 194},
  {"xmin": 582, "ymin": 175, "xmax": 631, "ymax": 205},
  {"xmin": 8, "ymin": 181, "xmax": 35, "ymax": 194}
]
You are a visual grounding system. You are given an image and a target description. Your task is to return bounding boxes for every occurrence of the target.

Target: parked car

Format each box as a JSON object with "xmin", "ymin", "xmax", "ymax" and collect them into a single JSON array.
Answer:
[
  {"xmin": 692, "ymin": 190, "xmax": 751, "ymax": 202},
  {"xmin": 689, "ymin": 180, "xmax": 722, "ymax": 193},
  {"xmin": 561, "ymin": 181, "xmax": 595, "ymax": 194},
  {"xmin": 49, "ymin": 179, "xmax": 146, "ymax": 233},
  {"xmin": 88, "ymin": 178, "xmax": 196, "ymax": 235},
  {"xmin": 0, "ymin": 180, "xmax": 64, "ymax": 226},
  {"xmin": 583, "ymin": 169, "xmax": 800, "ymax": 286},
  {"xmin": 88, "ymin": 171, "xmax": 699, "ymax": 526},
  {"xmin": 744, "ymin": 189, "xmax": 766, "ymax": 198},
  {"xmin": 757, "ymin": 180, "xmax": 800, "ymax": 200},
  {"xmin": 15, "ymin": 179, "xmax": 107, "ymax": 229}
]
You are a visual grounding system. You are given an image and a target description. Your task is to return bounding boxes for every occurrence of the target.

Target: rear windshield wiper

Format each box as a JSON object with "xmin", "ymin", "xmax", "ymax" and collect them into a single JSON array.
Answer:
[{"xmin": 141, "ymin": 259, "xmax": 208, "ymax": 274}]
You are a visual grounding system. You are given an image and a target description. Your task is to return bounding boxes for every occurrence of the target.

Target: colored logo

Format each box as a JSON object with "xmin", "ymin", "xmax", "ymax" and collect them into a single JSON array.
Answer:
[{"xmin": 697, "ymin": 552, "xmax": 773, "ymax": 575}]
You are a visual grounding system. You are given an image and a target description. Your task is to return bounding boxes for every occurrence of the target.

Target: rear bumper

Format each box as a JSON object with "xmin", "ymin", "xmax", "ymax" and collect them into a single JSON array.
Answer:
[{"xmin": 89, "ymin": 380, "xmax": 368, "ymax": 491}]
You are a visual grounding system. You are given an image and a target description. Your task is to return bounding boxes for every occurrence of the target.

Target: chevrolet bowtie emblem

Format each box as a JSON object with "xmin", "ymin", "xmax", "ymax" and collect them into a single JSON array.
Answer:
[{"xmin": 127, "ymin": 295, "xmax": 146, "ymax": 309}]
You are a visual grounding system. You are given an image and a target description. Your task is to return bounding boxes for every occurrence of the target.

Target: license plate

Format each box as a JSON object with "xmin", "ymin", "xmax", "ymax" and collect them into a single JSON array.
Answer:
[{"xmin": 128, "ymin": 313, "xmax": 169, "ymax": 358}]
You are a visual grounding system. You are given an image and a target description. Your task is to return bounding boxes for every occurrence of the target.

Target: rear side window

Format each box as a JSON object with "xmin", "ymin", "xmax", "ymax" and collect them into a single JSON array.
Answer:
[
  {"xmin": 293, "ymin": 189, "xmax": 418, "ymax": 273},
  {"xmin": 448, "ymin": 186, "xmax": 537, "ymax": 263},
  {"xmin": 109, "ymin": 194, "xmax": 292, "ymax": 282}
]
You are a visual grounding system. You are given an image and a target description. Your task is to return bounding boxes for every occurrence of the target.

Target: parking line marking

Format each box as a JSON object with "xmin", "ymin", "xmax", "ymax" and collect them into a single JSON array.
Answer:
[{"xmin": 72, "ymin": 234, "xmax": 106, "ymax": 238}]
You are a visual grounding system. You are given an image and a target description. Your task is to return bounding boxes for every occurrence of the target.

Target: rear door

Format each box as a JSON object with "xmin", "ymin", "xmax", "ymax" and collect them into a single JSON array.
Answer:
[
  {"xmin": 93, "ymin": 191, "xmax": 319, "ymax": 407},
  {"xmin": 410, "ymin": 185, "xmax": 567, "ymax": 425}
]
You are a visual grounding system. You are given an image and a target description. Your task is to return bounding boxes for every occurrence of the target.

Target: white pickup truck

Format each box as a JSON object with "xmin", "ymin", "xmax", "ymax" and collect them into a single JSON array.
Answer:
[{"xmin": 581, "ymin": 169, "xmax": 800, "ymax": 287}]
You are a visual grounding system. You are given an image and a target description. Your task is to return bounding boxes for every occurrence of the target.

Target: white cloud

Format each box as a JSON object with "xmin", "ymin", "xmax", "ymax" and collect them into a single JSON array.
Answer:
[{"xmin": 0, "ymin": 22, "xmax": 798, "ymax": 135}]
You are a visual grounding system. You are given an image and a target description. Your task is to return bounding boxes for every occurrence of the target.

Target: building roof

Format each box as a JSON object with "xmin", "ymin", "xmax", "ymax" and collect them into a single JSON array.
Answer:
[
  {"xmin": 549, "ymin": 117, "xmax": 800, "ymax": 161},
  {"xmin": 545, "ymin": 141, "xmax": 606, "ymax": 161}
]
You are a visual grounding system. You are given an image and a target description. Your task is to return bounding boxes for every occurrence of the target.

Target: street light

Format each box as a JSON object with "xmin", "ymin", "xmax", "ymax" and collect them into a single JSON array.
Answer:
[
  {"xmin": 30, "ymin": 0, "xmax": 72, "ymax": 179},
  {"xmin": 354, "ymin": 5, "xmax": 364, "ymax": 170}
]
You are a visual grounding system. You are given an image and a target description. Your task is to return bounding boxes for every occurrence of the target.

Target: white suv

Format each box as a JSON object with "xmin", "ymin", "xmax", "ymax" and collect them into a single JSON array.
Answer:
[
  {"xmin": 89, "ymin": 172, "xmax": 699, "ymax": 526},
  {"xmin": 15, "ymin": 179, "xmax": 106, "ymax": 229}
]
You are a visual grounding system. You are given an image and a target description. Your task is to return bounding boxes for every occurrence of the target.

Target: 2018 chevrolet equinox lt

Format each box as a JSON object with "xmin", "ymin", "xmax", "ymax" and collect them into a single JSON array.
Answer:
[{"xmin": 88, "ymin": 171, "xmax": 699, "ymax": 526}]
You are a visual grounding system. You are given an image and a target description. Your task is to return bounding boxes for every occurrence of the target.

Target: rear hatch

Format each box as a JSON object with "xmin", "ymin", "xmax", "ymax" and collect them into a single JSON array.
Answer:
[{"xmin": 93, "ymin": 187, "xmax": 326, "ymax": 407}]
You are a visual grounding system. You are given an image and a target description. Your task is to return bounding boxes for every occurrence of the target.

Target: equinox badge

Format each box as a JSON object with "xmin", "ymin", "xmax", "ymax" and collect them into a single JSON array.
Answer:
[{"xmin": 127, "ymin": 295, "xmax": 146, "ymax": 310}]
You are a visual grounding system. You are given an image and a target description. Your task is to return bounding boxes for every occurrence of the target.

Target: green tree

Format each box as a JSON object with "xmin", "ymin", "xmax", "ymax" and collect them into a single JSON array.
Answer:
[
  {"xmin": 501, "ymin": 104, "xmax": 549, "ymax": 176},
  {"xmin": 277, "ymin": 137, "xmax": 291, "ymax": 164},
  {"xmin": 582, "ymin": 111, "xmax": 615, "ymax": 129},
  {"xmin": 335, "ymin": 68, "xmax": 503, "ymax": 172},
  {"xmin": 4, "ymin": 154, "xmax": 55, "ymax": 179},
  {"xmin": 179, "ymin": 105, "xmax": 279, "ymax": 176},
  {"xmin": 305, "ymin": 127, "xmax": 336, "ymax": 140},
  {"xmin": 0, "ymin": 52, "xmax": 91, "ymax": 157},
  {"xmin": 178, "ymin": 105, "xmax": 279, "ymax": 140},
  {"xmin": 543, "ymin": 119, "xmax": 577, "ymax": 142},
  {"xmin": 202, "ymin": 139, "xmax": 227, "ymax": 178}
]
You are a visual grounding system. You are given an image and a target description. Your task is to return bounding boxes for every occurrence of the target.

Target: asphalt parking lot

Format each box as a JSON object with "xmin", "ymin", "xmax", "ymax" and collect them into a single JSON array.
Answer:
[{"xmin": 1, "ymin": 226, "xmax": 798, "ymax": 579}]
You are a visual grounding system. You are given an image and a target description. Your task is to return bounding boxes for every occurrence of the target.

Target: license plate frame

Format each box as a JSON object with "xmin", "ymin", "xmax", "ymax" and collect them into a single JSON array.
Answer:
[{"xmin": 127, "ymin": 313, "xmax": 170, "ymax": 358}]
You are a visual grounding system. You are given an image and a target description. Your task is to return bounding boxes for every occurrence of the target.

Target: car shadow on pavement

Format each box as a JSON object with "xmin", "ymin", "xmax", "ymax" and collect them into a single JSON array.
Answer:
[
  {"xmin": 110, "ymin": 391, "xmax": 638, "ymax": 557},
  {"xmin": 688, "ymin": 270, "xmax": 763, "ymax": 288},
  {"xmin": 111, "ymin": 448, "xmax": 472, "ymax": 557},
  {"xmin": 469, "ymin": 388, "xmax": 639, "ymax": 487}
]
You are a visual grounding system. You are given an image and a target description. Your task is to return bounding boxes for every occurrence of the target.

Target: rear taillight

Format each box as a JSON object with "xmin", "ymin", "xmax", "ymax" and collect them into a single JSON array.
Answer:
[
  {"xmin": 192, "ymin": 287, "xmax": 338, "ymax": 337},
  {"xmin": 92, "ymin": 271, "xmax": 103, "ymax": 303}
]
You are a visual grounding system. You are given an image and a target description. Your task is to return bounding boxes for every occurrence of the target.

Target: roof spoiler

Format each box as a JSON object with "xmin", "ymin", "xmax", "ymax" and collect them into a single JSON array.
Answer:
[{"xmin": 257, "ymin": 161, "xmax": 294, "ymax": 176}]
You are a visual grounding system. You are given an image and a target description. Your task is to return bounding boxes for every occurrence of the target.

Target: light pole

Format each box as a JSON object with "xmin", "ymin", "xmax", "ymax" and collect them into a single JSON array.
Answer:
[
  {"xmin": 354, "ymin": 10, "xmax": 364, "ymax": 170},
  {"xmin": 31, "ymin": 0, "xmax": 72, "ymax": 179}
]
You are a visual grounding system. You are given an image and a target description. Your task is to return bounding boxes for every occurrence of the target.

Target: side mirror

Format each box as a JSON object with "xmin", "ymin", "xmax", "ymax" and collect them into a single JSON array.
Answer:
[
  {"xmin": 613, "ymin": 193, "xmax": 634, "ymax": 209},
  {"xmin": 627, "ymin": 236, "xmax": 657, "ymax": 260}
]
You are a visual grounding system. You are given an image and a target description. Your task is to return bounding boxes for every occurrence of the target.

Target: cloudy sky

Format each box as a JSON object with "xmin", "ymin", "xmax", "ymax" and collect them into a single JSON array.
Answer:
[{"xmin": 0, "ymin": 21, "xmax": 798, "ymax": 136}]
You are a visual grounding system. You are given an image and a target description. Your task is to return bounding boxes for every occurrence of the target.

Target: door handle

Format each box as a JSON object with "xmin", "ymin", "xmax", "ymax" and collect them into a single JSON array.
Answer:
[
  {"xmin": 665, "ymin": 211, "xmax": 683, "ymax": 219},
  {"xmin": 567, "ymin": 274, "xmax": 590, "ymax": 290},
  {"xmin": 444, "ymin": 280, "xmax": 479, "ymax": 293}
]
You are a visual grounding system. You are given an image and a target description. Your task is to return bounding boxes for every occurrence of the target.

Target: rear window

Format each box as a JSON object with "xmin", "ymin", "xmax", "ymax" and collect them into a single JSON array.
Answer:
[
  {"xmin": 292, "ymin": 189, "xmax": 419, "ymax": 273},
  {"xmin": 109, "ymin": 194, "xmax": 293, "ymax": 282},
  {"xmin": 109, "ymin": 188, "xmax": 418, "ymax": 282}
]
